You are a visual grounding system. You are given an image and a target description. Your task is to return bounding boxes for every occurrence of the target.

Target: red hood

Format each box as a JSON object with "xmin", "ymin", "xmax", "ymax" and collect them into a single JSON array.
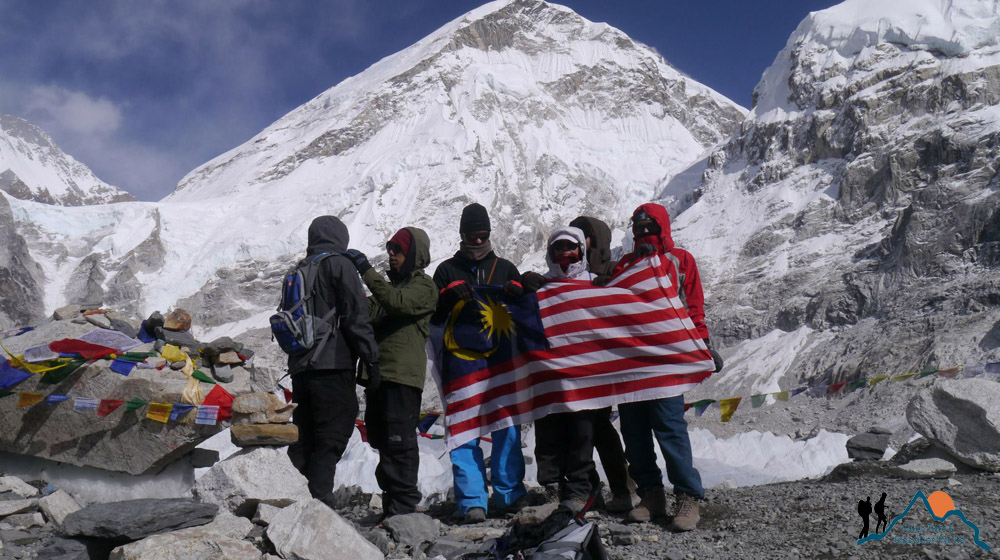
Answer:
[{"xmin": 633, "ymin": 203, "xmax": 674, "ymax": 252}]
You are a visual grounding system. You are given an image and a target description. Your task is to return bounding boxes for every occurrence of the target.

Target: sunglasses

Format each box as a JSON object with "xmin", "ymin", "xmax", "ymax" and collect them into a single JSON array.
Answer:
[
  {"xmin": 386, "ymin": 242, "xmax": 405, "ymax": 256},
  {"xmin": 551, "ymin": 241, "xmax": 579, "ymax": 252},
  {"xmin": 462, "ymin": 231, "xmax": 490, "ymax": 242},
  {"xmin": 631, "ymin": 221, "xmax": 659, "ymax": 235}
]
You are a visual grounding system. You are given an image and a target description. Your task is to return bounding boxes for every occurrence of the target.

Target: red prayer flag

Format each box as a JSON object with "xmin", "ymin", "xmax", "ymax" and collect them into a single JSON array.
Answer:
[
  {"xmin": 49, "ymin": 339, "xmax": 117, "ymax": 360},
  {"xmin": 282, "ymin": 387, "xmax": 294, "ymax": 403},
  {"xmin": 202, "ymin": 384, "xmax": 234, "ymax": 421},
  {"xmin": 97, "ymin": 399, "xmax": 124, "ymax": 417},
  {"xmin": 828, "ymin": 382, "xmax": 847, "ymax": 395},
  {"xmin": 354, "ymin": 419, "xmax": 368, "ymax": 442}
]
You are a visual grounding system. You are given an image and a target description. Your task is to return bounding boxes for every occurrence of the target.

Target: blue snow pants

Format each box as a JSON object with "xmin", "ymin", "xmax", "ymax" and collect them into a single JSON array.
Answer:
[{"xmin": 450, "ymin": 425, "xmax": 526, "ymax": 515}]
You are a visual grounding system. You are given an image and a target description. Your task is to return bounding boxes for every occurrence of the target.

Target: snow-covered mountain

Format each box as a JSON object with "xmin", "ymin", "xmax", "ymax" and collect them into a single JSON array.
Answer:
[
  {"xmin": 0, "ymin": 0, "xmax": 744, "ymax": 336},
  {"xmin": 0, "ymin": 113, "xmax": 133, "ymax": 206},
  {"xmin": 672, "ymin": 0, "xmax": 1000, "ymax": 398}
]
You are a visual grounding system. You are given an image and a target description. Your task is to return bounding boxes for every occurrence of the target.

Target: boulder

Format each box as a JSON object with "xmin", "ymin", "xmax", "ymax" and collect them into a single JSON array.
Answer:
[
  {"xmin": 253, "ymin": 503, "xmax": 283, "ymax": 526},
  {"xmin": 218, "ymin": 351, "xmax": 243, "ymax": 365},
  {"xmin": 231, "ymin": 424, "xmax": 299, "ymax": 447},
  {"xmin": 108, "ymin": 514, "xmax": 256, "ymax": 560},
  {"xmin": 893, "ymin": 458, "xmax": 959, "ymax": 479},
  {"xmin": 2, "ymin": 512, "xmax": 44, "ymax": 530},
  {"xmin": 39, "ymin": 489, "xmax": 81, "ymax": 528},
  {"xmin": 0, "ymin": 475, "xmax": 38, "ymax": 497},
  {"xmin": 212, "ymin": 364, "xmax": 235, "ymax": 383},
  {"xmin": 189, "ymin": 448, "xmax": 221, "ymax": 468},
  {"xmin": 846, "ymin": 431, "xmax": 891, "ymax": 461},
  {"xmin": 266, "ymin": 499, "xmax": 384, "ymax": 560},
  {"xmin": 191, "ymin": 447, "xmax": 311, "ymax": 517},
  {"xmin": 906, "ymin": 378, "xmax": 1000, "ymax": 471},
  {"xmin": 32, "ymin": 536, "xmax": 90, "ymax": 560},
  {"xmin": 0, "ymin": 498, "xmax": 37, "ymax": 517},
  {"xmin": 164, "ymin": 309, "xmax": 192, "ymax": 332},
  {"xmin": 233, "ymin": 393, "xmax": 296, "ymax": 424},
  {"xmin": 85, "ymin": 314, "xmax": 112, "ymax": 329},
  {"xmin": 53, "ymin": 305, "xmax": 81, "ymax": 321},
  {"xmin": 382, "ymin": 512, "xmax": 438, "ymax": 548},
  {"xmin": 110, "ymin": 318, "xmax": 139, "ymax": 338},
  {"xmin": 62, "ymin": 498, "xmax": 218, "ymax": 540}
]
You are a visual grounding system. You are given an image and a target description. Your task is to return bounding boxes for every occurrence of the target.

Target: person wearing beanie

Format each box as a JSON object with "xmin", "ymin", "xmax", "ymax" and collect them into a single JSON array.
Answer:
[
  {"xmin": 344, "ymin": 227, "xmax": 437, "ymax": 519},
  {"xmin": 432, "ymin": 202, "xmax": 527, "ymax": 524},
  {"xmin": 287, "ymin": 216, "xmax": 381, "ymax": 508}
]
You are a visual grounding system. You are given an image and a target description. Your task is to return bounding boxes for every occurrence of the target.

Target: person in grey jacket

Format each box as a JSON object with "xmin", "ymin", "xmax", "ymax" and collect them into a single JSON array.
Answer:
[{"xmin": 287, "ymin": 215, "xmax": 381, "ymax": 508}]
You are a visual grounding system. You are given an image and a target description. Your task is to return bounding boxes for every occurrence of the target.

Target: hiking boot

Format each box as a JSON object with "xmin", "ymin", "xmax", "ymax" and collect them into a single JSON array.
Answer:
[
  {"xmin": 543, "ymin": 483, "xmax": 561, "ymax": 503},
  {"xmin": 669, "ymin": 494, "xmax": 700, "ymax": 532},
  {"xmin": 462, "ymin": 507, "xmax": 486, "ymax": 524},
  {"xmin": 560, "ymin": 498, "xmax": 587, "ymax": 515},
  {"xmin": 605, "ymin": 492, "xmax": 639, "ymax": 513},
  {"xmin": 625, "ymin": 488, "xmax": 666, "ymax": 523}
]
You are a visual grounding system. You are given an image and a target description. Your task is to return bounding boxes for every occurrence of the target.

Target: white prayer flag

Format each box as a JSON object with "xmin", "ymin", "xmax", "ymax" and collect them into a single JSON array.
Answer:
[
  {"xmin": 195, "ymin": 405, "xmax": 219, "ymax": 426},
  {"xmin": 73, "ymin": 397, "xmax": 98, "ymax": 412}
]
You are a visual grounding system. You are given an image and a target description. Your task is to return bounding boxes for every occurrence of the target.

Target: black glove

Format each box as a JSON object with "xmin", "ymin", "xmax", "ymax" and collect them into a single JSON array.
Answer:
[
  {"xmin": 521, "ymin": 271, "xmax": 547, "ymax": 292},
  {"xmin": 503, "ymin": 280, "xmax": 524, "ymax": 299},
  {"xmin": 634, "ymin": 243, "xmax": 657, "ymax": 258},
  {"xmin": 443, "ymin": 280, "xmax": 474, "ymax": 302},
  {"xmin": 710, "ymin": 348, "xmax": 724, "ymax": 372},
  {"xmin": 344, "ymin": 249, "xmax": 372, "ymax": 275},
  {"xmin": 357, "ymin": 361, "xmax": 381, "ymax": 390}
]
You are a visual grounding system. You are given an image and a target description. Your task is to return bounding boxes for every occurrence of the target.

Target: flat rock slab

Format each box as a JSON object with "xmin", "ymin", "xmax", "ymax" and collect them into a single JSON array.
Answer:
[
  {"xmin": 0, "ymin": 476, "xmax": 39, "ymax": 497},
  {"xmin": 192, "ymin": 447, "xmax": 310, "ymax": 517},
  {"xmin": 906, "ymin": 378, "xmax": 1000, "ymax": 471},
  {"xmin": 108, "ymin": 515, "xmax": 257, "ymax": 560},
  {"xmin": 0, "ymin": 498, "xmax": 37, "ymax": 517},
  {"xmin": 62, "ymin": 498, "xmax": 218, "ymax": 540},
  {"xmin": 382, "ymin": 512, "xmax": 439, "ymax": 547},
  {"xmin": 231, "ymin": 423, "xmax": 298, "ymax": 447},
  {"xmin": 267, "ymin": 499, "xmax": 384, "ymax": 560},
  {"xmin": 39, "ymin": 490, "xmax": 81, "ymax": 528},
  {"xmin": 893, "ymin": 458, "xmax": 959, "ymax": 479}
]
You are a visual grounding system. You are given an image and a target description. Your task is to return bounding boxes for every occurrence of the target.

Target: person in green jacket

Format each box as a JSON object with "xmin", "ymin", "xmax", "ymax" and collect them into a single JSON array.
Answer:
[{"xmin": 345, "ymin": 227, "xmax": 437, "ymax": 517}]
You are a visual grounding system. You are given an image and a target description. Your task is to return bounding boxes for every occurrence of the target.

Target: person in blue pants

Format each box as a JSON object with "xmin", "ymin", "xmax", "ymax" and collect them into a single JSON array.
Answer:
[{"xmin": 432, "ymin": 203, "xmax": 527, "ymax": 523}]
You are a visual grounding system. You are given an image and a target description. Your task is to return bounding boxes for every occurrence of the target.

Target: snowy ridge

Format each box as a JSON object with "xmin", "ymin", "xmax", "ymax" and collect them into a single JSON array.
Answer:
[{"xmin": 0, "ymin": 113, "xmax": 133, "ymax": 206}]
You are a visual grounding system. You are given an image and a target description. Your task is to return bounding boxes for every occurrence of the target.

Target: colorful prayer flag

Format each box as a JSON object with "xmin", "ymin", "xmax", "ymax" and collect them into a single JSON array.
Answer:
[
  {"xmin": 431, "ymin": 255, "xmax": 714, "ymax": 448},
  {"xmin": 868, "ymin": 375, "xmax": 888, "ymax": 387},
  {"xmin": 202, "ymin": 384, "xmax": 234, "ymax": 421},
  {"xmin": 48, "ymin": 339, "xmax": 117, "ymax": 360},
  {"xmin": 693, "ymin": 399, "xmax": 715, "ymax": 417},
  {"xmin": 917, "ymin": 365, "xmax": 938, "ymax": 378},
  {"xmin": 97, "ymin": 399, "xmax": 124, "ymax": 418},
  {"xmin": 192, "ymin": 370, "xmax": 216, "ymax": 384},
  {"xmin": 828, "ymin": 382, "xmax": 847, "ymax": 395},
  {"xmin": 0, "ymin": 358, "xmax": 32, "ymax": 390},
  {"xmin": 937, "ymin": 367, "xmax": 961, "ymax": 379},
  {"xmin": 282, "ymin": 387, "xmax": 294, "ymax": 403},
  {"xmin": 719, "ymin": 397, "xmax": 741, "ymax": 422},
  {"xmin": 110, "ymin": 359, "xmax": 136, "ymax": 376},
  {"xmin": 160, "ymin": 344, "xmax": 187, "ymax": 363},
  {"xmin": 848, "ymin": 380, "xmax": 867, "ymax": 392},
  {"xmin": 195, "ymin": 405, "xmax": 219, "ymax": 425},
  {"xmin": 354, "ymin": 419, "xmax": 369, "ymax": 443},
  {"xmin": 73, "ymin": 397, "xmax": 98, "ymax": 411},
  {"xmin": 750, "ymin": 394, "xmax": 767, "ymax": 408},
  {"xmin": 125, "ymin": 398, "xmax": 148, "ymax": 412},
  {"xmin": 169, "ymin": 403, "xmax": 195, "ymax": 422},
  {"xmin": 790, "ymin": 387, "xmax": 808, "ymax": 397},
  {"xmin": 44, "ymin": 394, "xmax": 70, "ymax": 406},
  {"xmin": 146, "ymin": 403, "xmax": 172, "ymax": 423},
  {"xmin": 17, "ymin": 392, "xmax": 43, "ymax": 407},
  {"xmin": 772, "ymin": 390, "xmax": 789, "ymax": 402},
  {"xmin": 38, "ymin": 359, "xmax": 86, "ymax": 384},
  {"xmin": 417, "ymin": 413, "xmax": 440, "ymax": 434}
]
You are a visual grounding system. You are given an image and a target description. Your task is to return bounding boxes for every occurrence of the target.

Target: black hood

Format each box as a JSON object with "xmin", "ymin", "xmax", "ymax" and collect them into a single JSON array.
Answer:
[
  {"xmin": 570, "ymin": 216, "xmax": 613, "ymax": 276},
  {"xmin": 307, "ymin": 215, "xmax": 349, "ymax": 254}
]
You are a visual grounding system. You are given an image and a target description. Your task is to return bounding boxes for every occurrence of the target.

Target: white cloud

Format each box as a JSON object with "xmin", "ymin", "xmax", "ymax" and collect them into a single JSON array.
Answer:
[{"xmin": 24, "ymin": 86, "xmax": 123, "ymax": 136}]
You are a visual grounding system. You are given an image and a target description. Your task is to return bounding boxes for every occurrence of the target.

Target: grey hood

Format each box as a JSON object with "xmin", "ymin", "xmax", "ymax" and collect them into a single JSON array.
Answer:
[{"xmin": 544, "ymin": 226, "xmax": 592, "ymax": 280}]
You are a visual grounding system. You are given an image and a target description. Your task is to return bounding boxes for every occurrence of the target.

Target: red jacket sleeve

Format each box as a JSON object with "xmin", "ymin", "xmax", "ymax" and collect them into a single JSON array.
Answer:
[{"xmin": 673, "ymin": 249, "xmax": 709, "ymax": 340}]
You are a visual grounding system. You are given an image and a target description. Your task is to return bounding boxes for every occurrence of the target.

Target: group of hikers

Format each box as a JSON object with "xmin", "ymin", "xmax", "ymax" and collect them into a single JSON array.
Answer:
[{"xmin": 283, "ymin": 201, "xmax": 723, "ymax": 534}]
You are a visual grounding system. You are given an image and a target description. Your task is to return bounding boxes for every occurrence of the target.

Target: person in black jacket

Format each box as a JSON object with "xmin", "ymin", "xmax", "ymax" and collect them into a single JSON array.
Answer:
[
  {"xmin": 287, "ymin": 215, "xmax": 381, "ymax": 508},
  {"xmin": 433, "ymin": 203, "xmax": 527, "ymax": 524}
]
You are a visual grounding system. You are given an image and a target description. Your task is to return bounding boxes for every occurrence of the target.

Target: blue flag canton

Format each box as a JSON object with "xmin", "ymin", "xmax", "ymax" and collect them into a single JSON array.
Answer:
[{"xmin": 439, "ymin": 286, "xmax": 548, "ymax": 381}]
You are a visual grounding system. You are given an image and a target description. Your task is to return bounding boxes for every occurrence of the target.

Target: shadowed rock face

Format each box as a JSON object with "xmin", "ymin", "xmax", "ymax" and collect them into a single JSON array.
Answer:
[
  {"xmin": 672, "ymin": 5, "xmax": 1000, "ymax": 389},
  {"xmin": 0, "ymin": 194, "xmax": 43, "ymax": 329}
]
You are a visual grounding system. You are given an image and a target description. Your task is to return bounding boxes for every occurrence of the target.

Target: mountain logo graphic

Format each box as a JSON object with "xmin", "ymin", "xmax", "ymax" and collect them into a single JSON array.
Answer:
[{"xmin": 857, "ymin": 490, "xmax": 990, "ymax": 551}]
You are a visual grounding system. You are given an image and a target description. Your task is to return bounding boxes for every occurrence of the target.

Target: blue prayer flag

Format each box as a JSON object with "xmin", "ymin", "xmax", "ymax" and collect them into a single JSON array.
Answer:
[
  {"xmin": 0, "ymin": 359, "xmax": 31, "ymax": 390},
  {"xmin": 169, "ymin": 403, "xmax": 195, "ymax": 422},
  {"xmin": 45, "ymin": 394, "xmax": 70, "ymax": 405},
  {"xmin": 110, "ymin": 358, "xmax": 136, "ymax": 376}
]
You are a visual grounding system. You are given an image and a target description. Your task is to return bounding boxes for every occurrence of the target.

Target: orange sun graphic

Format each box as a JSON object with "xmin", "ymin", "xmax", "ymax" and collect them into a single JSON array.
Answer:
[{"xmin": 927, "ymin": 491, "xmax": 955, "ymax": 518}]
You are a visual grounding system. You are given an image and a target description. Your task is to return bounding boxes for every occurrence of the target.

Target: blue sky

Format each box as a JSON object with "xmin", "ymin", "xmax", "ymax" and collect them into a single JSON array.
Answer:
[{"xmin": 0, "ymin": 0, "xmax": 838, "ymax": 201}]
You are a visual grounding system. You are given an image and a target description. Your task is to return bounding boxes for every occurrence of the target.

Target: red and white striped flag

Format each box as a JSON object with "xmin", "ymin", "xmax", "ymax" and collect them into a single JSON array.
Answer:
[{"xmin": 434, "ymin": 254, "xmax": 714, "ymax": 449}]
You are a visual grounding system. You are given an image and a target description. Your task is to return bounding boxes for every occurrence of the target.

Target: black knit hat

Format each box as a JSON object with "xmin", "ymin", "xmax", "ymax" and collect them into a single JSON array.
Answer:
[{"xmin": 460, "ymin": 203, "xmax": 491, "ymax": 233}]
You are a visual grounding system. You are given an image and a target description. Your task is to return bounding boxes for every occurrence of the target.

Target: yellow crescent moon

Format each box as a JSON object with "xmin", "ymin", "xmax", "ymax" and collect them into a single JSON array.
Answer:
[{"xmin": 444, "ymin": 298, "xmax": 497, "ymax": 361}]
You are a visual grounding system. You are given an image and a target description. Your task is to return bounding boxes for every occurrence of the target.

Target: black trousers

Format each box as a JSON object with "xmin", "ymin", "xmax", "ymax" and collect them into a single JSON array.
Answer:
[
  {"xmin": 287, "ymin": 369, "xmax": 359, "ymax": 502},
  {"xmin": 365, "ymin": 381, "xmax": 422, "ymax": 515},
  {"xmin": 535, "ymin": 410, "xmax": 596, "ymax": 502},
  {"xmin": 591, "ymin": 407, "xmax": 631, "ymax": 496}
]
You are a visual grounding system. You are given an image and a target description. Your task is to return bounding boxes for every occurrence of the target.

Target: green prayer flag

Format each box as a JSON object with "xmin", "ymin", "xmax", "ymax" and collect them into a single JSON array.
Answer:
[
  {"xmin": 848, "ymin": 380, "xmax": 867, "ymax": 392},
  {"xmin": 751, "ymin": 394, "xmax": 767, "ymax": 408},
  {"xmin": 0, "ymin": 390, "xmax": 13, "ymax": 398},
  {"xmin": 917, "ymin": 364, "xmax": 939, "ymax": 378},
  {"xmin": 125, "ymin": 398, "xmax": 148, "ymax": 412},
  {"xmin": 192, "ymin": 370, "xmax": 216, "ymax": 384},
  {"xmin": 39, "ymin": 359, "xmax": 86, "ymax": 385}
]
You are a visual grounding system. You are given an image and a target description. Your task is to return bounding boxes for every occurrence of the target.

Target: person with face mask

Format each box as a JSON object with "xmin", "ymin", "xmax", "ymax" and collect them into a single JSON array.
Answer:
[
  {"xmin": 345, "ymin": 227, "xmax": 437, "ymax": 519},
  {"xmin": 532, "ymin": 226, "xmax": 602, "ymax": 512},
  {"xmin": 610, "ymin": 203, "xmax": 721, "ymax": 532},
  {"xmin": 432, "ymin": 203, "xmax": 527, "ymax": 524}
]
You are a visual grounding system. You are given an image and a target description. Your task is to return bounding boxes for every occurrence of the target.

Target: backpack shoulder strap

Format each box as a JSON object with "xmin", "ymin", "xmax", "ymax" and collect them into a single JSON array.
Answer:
[{"xmin": 664, "ymin": 251, "xmax": 686, "ymax": 307}]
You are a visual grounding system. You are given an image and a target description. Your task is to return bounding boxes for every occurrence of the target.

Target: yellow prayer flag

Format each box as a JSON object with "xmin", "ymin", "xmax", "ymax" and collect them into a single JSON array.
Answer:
[
  {"xmin": 772, "ymin": 390, "xmax": 789, "ymax": 402},
  {"xmin": 868, "ymin": 375, "xmax": 888, "ymax": 387},
  {"xmin": 891, "ymin": 372, "xmax": 919, "ymax": 382},
  {"xmin": 146, "ymin": 402, "xmax": 172, "ymax": 423},
  {"xmin": 719, "ymin": 397, "xmax": 742, "ymax": 422},
  {"xmin": 160, "ymin": 344, "xmax": 187, "ymax": 364},
  {"xmin": 17, "ymin": 392, "xmax": 43, "ymax": 407},
  {"xmin": 181, "ymin": 376, "xmax": 204, "ymax": 406}
]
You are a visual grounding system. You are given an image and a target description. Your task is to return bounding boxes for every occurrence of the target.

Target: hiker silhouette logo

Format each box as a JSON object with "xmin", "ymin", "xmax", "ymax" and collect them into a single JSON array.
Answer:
[{"xmin": 856, "ymin": 490, "xmax": 990, "ymax": 551}]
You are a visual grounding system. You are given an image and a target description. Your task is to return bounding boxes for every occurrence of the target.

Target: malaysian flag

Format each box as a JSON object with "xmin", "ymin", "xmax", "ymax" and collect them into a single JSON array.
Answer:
[{"xmin": 431, "ymin": 254, "xmax": 714, "ymax": 449}]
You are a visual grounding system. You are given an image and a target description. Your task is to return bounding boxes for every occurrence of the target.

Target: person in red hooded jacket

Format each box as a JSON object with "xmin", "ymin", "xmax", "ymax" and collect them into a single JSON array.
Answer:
[{"xmin": 611, "ymin": 203, "xmax": 722, "ymax": 532}]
